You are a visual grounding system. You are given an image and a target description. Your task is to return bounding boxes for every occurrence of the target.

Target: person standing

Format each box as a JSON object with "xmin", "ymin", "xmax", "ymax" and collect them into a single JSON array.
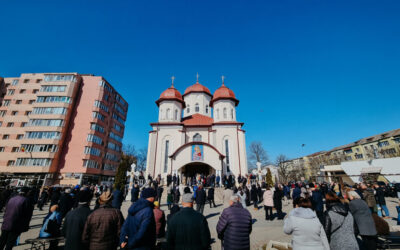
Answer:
[
  {"xmin": 283, "ymin": 197, "xmax": 329, "ymax": 250},
  {"xmin": 39, "ymin": 205, "xmax": 62, "ymax": 250},
  {"xmin": 131, "ymin": 183, "xmax": 140, "ymax": 204},
  {"xmin": 312, "ymin": 185, "xmax": 324, "ymax": 223},
  {"xmin": 263, "ymin": 186, "xmax": 274, "ymax": 220},
  {"xmin": 375, "ymin": 183, "xmax": 389, "ymax": 217},
  {"xmin": 62, "ymin": 190, "xmax": 92, "ymax": 250},
  {"xmin": 195, "ymin": 185, "xmax": 207, "ymax": 214},
  {"xmin": 120, "ymin": 188, "xmax": 157, "ymax": 250},
  {"xmin": 250, "ymin": 185, "xmax": 258, "ymax": 210},
  {"xmin": 347, "ymin": 190, "xmax": 377, "ymax": 250},
  {"xmin": 153, "ymin": 201, "xmax": 166, "ymax": 239},
  {"xmin": 0, "ymin": 187, "xmax": 34, "ymax": 250},
  {"xmin": 37, "ymin": 188, "xmax": 49, "ymax": 211},
  {"xmin": 323, "ymin": 192, "xmax": 358, "ymax": 250},
  {"xmin": 273, "ymin": 185, "xmax": 284, "ymax": 220},
  {"xmin": 362, "ymin": 183, "xmax": 376, "ymax": 213},
  {"xmin": 157, "ymin": 185, "xmax": 164, "ymax": 204},
  {"xmin": 112, "ymin": 185, "xmax": 124, "ymax": 210},
  {"xmin": 82, "ymin": 191, "xmax": 124, "ymax": 250},
  {"xmin": 216, "ymin": 195, "xmax": 252, "ymax": 250},
  {"xmin": 207, "ymin": 186, "xmax": 216, "ymax": 208},
  {"xmin": 167, "ymin": 193, "xmax": 211, "ymax": 249},
  {"xmin": 59, "ymin": 188, "xmax": 74, "ymax": 218}
]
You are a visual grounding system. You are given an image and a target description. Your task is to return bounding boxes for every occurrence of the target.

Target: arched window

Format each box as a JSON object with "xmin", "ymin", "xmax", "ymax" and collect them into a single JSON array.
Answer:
[
  {"xmin": 174, "ymin": 109, "xmax": 178, "ymax": 120},
  {"xmin": 225, "ymin": 139, "xmax": 231, "ymax": 172},
  {"xmin": 216, "ymin": 109, "xmax": 219, "ymax": 119},
  {"xmin": 231, "ymin": 109, "xmax": 234, "ymax": 119},
  {"xmin": 223, "ymin": 108, "xmax": 227, "ymax": 119},
  {"xmin": 186, "ymin": 105, "xmax": 190, "ymax": 114},
  {"xmin": 166, "ymin": 109, "xmax": 171, "ymax": 120},
  {"xmin": 164, "ymin": 140, "xmax": 169, "ymax": 173},
  {"xmin": 195, "ymin": 103, "xmax": 199, "ymax": 112},
  {"xmin": 206, "ymin": 105, "xmax": 209, "ymax": 114},
  {"xmin": 193, "ymin": 133, "xmax": 202, "ymax": 142},
  {"xmin": 160, "ymin": 109, "xmax": 163, "ymax": 120}
]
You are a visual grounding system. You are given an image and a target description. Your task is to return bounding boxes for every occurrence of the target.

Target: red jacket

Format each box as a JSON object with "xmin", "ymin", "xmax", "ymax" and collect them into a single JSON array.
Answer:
[{"xmin": 153, "ymin": 208, "xmax": 166, "ymax": 237}]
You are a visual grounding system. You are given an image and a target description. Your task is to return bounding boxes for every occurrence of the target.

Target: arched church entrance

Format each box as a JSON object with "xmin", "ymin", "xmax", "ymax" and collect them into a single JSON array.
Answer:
[{"xmin": 180, "ymin": 162, "xmax": 215, "ymax": 185}]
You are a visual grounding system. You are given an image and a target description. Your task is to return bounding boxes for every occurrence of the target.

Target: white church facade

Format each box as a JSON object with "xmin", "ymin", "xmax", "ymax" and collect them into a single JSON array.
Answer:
[{"xmin": 145, "ymin": 77, "xmax": 248, "ymax": 182}]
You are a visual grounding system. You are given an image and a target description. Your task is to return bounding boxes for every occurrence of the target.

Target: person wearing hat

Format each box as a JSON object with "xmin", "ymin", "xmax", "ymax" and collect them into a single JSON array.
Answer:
[
  {"xmin": 120, "ymin": 188, "xmax": 157, "ymax": 249},
  {"xmin": 82, "ymin": 190, "xmax": 124, "ymax": 250},
  {"xmin": 0, "ymin": 187, "xmax": 33, "ymax": 250},
  {"xmin": 62, "ymin": 190, "xmax": 92, "ymax": 250},
  {"xmin": 167, "ymin": 193, "xmax": 211, "ymax": 249},
  {"xmin": 153, "ymin": 201, "xmax": 166, "ymax": 239}
]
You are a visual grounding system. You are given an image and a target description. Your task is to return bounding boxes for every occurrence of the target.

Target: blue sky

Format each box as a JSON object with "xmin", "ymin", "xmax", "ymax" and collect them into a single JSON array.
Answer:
[{"xmin": 1, "ymin": 0, "xmax": 399, "ymax": 162}]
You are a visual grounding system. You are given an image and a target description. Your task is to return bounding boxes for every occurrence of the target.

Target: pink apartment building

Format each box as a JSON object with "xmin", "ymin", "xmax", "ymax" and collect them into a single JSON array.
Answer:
[{"xmin": 0, "ymin": 73, "xmax": 128, "ymax": 186}]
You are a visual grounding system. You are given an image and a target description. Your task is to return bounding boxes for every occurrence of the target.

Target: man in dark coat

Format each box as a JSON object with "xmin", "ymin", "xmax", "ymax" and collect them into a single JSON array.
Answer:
[
  {"xmin": 292, "ymin": 184, "xmax": 301, "ymax": 202},
  {"xmin": 130, "ymin": 183, "xmax": 139, "ymax": 203},
  {"xmin": 250, "ymin": 185, "xmax": 258, "ymax": 210},
  {"xmin": 157, "ymin": 185, "xmax": 164, "ymax": 204},
  {"xmin": 273, "ymin": 186, "xmax": 284, "ymax": 220},
  {"xmin": 207, "ymin": 187, "xmax": 216, "ymax": 208},
  {"xmin": 195, "ymin": 185, "xmax": 207, "ymax": 214},
  {"xmin": 311, "ymin": 186, "xmax": 324, "ymax": 223},
  {"xmin": 112, "ymin": 187, "xmax": 124, "ymax": 210},
  {"xmin": 167, "ymin": 193, "xmax": 211, "ymax": 249},
  {"xmin": 63, "ymin": 190, "xmax": 92, "ymax": 250},
  {"xmin": 82, "ymin": 191, "xmax": 124, "ymax": 250},
  {"xmin": 50, "ymin": 188, "xmax": 61, "ymax": 208},
  {"xmin": 119, "ymin": 188, "xmax": 157, "ymax": 250},
  {"xmin": 217, "ymin": 195, "xmax": 252, "ymax": 250},
  {"xmin": 375, "ymin": 184, "xmax": 389, "ymax": 217},
  {"xmin": 59, "ymin": 189, "xmax": 74, "ymax": 218},
  {"xmin": 0, "ymin": 187, "xmax": 33, "ymax": 250}
]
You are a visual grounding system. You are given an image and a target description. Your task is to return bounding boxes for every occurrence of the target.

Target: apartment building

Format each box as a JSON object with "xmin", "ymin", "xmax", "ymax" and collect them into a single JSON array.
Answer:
[{"xmin": 0, "ymin": 73, "xmax": 128, "ymax": 186}]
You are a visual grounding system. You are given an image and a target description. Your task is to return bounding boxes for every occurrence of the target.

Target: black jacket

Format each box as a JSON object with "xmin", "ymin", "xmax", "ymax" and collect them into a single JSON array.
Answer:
[
  {"xmin": 167, "ymin": 207, "xmax": 211, "ymax": 249},
  {"xmin": 59, "ymin": 193, "xmax": 73, "ymax": 217},
  {"xmin": 131, "ymin": 187, "xmax": 139, "ymax": 203},
  {"xmin": 207, "ymin": 188, "xmax": 215, "ymax": 200},
  {"xmin": 63, "ymin": 204, "xmax": 92, "ymax": 250},
  {"xmin": 273, "ymin": 189, "xmax": 283, "ymax": 210},
  {"xmin": 375, "ymin": 187, "xmax": 386, "ymax": 205},
  {"xmin": 195, "ymin": 189, "xmax": 207, "ymax": 205}
]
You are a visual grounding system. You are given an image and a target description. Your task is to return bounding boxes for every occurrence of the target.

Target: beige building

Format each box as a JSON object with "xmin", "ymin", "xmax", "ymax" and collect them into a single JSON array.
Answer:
[{"xmin": 0, "ymin": 73, "xmax": 128, "ymax": 186}]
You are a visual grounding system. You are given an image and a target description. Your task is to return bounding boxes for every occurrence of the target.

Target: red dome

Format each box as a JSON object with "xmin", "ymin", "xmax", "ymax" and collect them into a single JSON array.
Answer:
[
  {"xmin": 210, "ymin": 83, "xmax": 239, "ymax": 107},
  {"xmin": 156, "ymin": 85, "xmax": 184, "ymax": 106},
  {"xmin": 183, "ymin": 82, "xmax": 212, "ymax": 97}
]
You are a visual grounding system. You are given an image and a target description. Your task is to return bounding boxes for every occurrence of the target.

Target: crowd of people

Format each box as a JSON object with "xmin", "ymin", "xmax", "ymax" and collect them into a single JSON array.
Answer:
[{"xmin": 0, "ymin": 175, "xmax": 398, "ymax": 250}]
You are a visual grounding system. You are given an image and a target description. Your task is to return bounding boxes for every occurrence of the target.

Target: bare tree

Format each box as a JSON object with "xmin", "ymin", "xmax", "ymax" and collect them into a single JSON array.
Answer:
[
  {"xmin": 248, "ymin": 141, "xmax": 269, "ymax": 170},
  {"xmin": 276, "ymin": 154, "xmax": 290, "ymax": 183},
  {"xmin": 122, "ymin": 145, "xmax": 147, "ymax": 172}
]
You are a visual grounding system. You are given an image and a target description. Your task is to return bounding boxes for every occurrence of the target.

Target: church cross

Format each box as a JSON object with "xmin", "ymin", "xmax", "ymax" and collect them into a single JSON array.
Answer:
[
  {"xmin": 196, "ymin": 73, "xmax": 199, "ymax": 82},
  {"xmin": 171, "ymin": 76, "xmax": 175, "ymax": 87}
]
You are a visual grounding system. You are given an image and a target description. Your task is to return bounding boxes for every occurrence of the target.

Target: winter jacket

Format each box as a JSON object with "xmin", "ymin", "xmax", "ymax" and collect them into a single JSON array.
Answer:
[
  {"xmin": 216, "ymin": 202, "xmax": 252, "ymax": 250},
  {"xmin": 62, "ymin": 203, "xmax": 92, "ymax": 250},
  {"xmin": 1, "ymin": 194, "xmax": 33, "ymax": 233},
  {"xmin": 59, "ymin": 193, "xmax": 73, "ymax": 217},
  {"xmin": 283, "ymin": 207, "xmax": 329, "ymax": 250},
  {"xmin": 348, "ymin": 199, "xmax": 377, "ymax": 236},
  {"xmin": 39, "ymin": 211, "xmax": 62, "ymax": 238},
  {"xmin": 195, "ymin": 188, "xmax": 207, "ymax": 205},
  {"xmin": 292, "ymin": 187, "xmax": 301, "ymax": 200},
  {"xmin": 223, "ymin": 189, "xmax": 234, "ymax": 207},
  {"xmin": 363, "ymin": 188, "xmax": 376, "ymax": 208},
  {"xmin": 207, "ymin": 188, "xmax": 215, "ymax": 200},
  {"xmin": 167, "ymin": 207, "xmax": 211, "ymax": 250},
  {"xmin": 112, "ymin": 189, "xmax": 124, "ymax": 209},
  {"xmin": 273, "ymin": 189, "xmax": 283, "ymax": 211},
  {"xmin": 263, "ymin": 190, "xmax": 274, "ymax": 207},
  {"xmin": 312, "ymin": 190, "xmax": 324, "ymax": 212},
  {"xmin": 375, "ymin": 187, "xmax": 386, "ymax": 205},
  {"xmin": 324, "ymin": 203, "xmax": 358, "ymax": 250},
  {"xmin": 120, "ymin": 198, "xmax": 156, "ymax": 250},
  {"xmin": 153, "ymin": 207, "xmax": 166, "ymax": 238},
  {"xmin": 250, "ymin": 187, "xmax": 258, "ymax": 202},
  {"xmin": 131, "ymin": 187, "xmax": 140, "ymax": 203},
  {"xmin": 236, "ymin": 192, "xmax": 247, "ymax": 208},
  {"xmin": 82, "ymin": 204, "xmax": 124, "ymax": 250}
]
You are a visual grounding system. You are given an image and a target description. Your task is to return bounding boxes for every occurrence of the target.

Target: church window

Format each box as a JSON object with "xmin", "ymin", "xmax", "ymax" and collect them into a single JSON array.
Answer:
[
  {"xmin": 164, "ymin": 140, "xmax": 169, "ymax": 173},
  {"xmin": 231, "ymin": 109, "xmax": 234, "ymax": 119},
  {"xmin": 195, "ymin": 103, "xmax": 199, "ymax": 112},
  {"xmin": 225, "ymin": 140, "xmax": 231, "ymax": 172},
  {"xmin": 174, "ymin": 109, "xmax": 178, "ymax": 120},
  {"xmin": 187, "ymin": 105, "xmax": 190, "ymax": 114},
  {"xmin": 160, "ymin": 109, "xmax": 163, "ymax": 120},
  {"xmin": 166, "ymin": 109, "xmax": 171, "ymax": 120},
  {"xmin": 206, "ymin": 105, "xmax": 209, "ymax": 114},
  {"xmin": 223, "ymin": 108, "xmax": 227, "ymax": 119},
  {"xmin": 216, "ymin": 109, "xmax": 219, "ymax": 119},
  {"xmin": 193, "ymin": 133, "xmax": 202, "ymax": 142}
]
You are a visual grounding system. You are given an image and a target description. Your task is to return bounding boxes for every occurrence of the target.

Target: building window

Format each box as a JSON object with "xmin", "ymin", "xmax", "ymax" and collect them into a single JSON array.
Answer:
[
  {"xmin": 83, "ymin": 159, "xmax": 99, "ymax": 169},
  {"xmin": 7, "ymin": 89, "xmax": 14, "ymax": 95},
  {"xmin": 21, "ymin": 144, "xmax": 58, "ymax": 152},
  {"xmin": 92, "ymin": 112, "xmax": 105, "ymax": 122},
  {"xmin": 16, "ymin": 134, "xmax": 24, "ymax": 140},
  {"xmin": 195, "ymin": 103, "xmax": 199, "ymax": 112},
  {"xmin": 11, "ymin": 111, "xmax": 18, "ymax": 116},
  {"xmin": 223, "ymin": 108, "xmax": 227, "ymax": 119},
  {"xmin": 32, "ymin": 107, "xmax": 67, "ymax": 115},
  {"xmin": 87, "ymin": 134, "xmax": 103, "ymax": 145},
  {"xmin": 21, "ymin": 122, "xmax": 27, "ymax": 127},
  {"xmin": 11, "ymin": 147, "xmax": 19, "ymax": 152},
  {"xmin": 345, "ymin": 156, "xmax": 352, "ymax": 161},
  {"xmin": 36, "ymin": 79, "xmax": 42, "ymax": 83},
  {"xmin": 19, "ymin": 89, "xmax": 26, "ymax": 94},
  {"xmin": 84, "ymin": 146, "xmax": 101, "ymax": 156},
  {"xmin": 28, "ymin": 119, "xmax": 64, "ymax": 127},
  {"xmin": 166, "ymin": 109, "xmax": 171, "ymax": 120},
  {"xmin": 186, "ymin": 105, "xmax": 190, "ymax": 114},
  {"xmin": 0, "ymin": 110, "xmax": 6, "ymax": 117},
  {"xmin": 225, "ymin": 140, "xmax": 231, "ymax": 172},
  {"xmin": 193, "ymin": 133, "xmax": 202, "ymax": 142},
  {"xmin": 174, "ymin": 109, "xmax": 178, "ymax": 120},
  {"xmin": 382, "ymin": 148, "xmax": 397, "ymax": 155},
  {"xmin": 355, "ymin": 154, "xmax": 363, "ymax": 159},
  {"xmin": 12, "ymin": 80, "xmax": 19, "ymax": 86},
  {"xmin": 16, "ymin": 158, "xmax": 52, "ymax": 166},
  {"xmin": 3, "ymin": 100, "xmax": 10, "ymax": 106},
  {"xmin": 216, "ymin": 109, "xmax": 219, "ymax": 119},
  {"xmin": 206, "ymin": 105, "xmax": 209, "ymax": 114},
  {"xmin": 394, "ymin": 137, "xmax": 400, "ymax": 144},
  {"xmin": 26, "ymin": 131, "xmax": 61, "ymax": 139},
  {"xmin": 7, "ymin": 160, "xmax": 15, "ymax": 166},
  {"xmin": 94, "ymin": 100, "xmax": 109, "ymax": 112},
  {"xmin": 344, "ymin": 149, "xmax": 353, "ymax": 154},
  {"xmin": 33, "ymin": 89, "xmax": 39, "ymax": 94},
  {"xmin": 2, "ymin": 134, "xmax": 9, "ymax": 139},
  {"xmin": 7, "ymin": 122, "xmax": 14, "ymax": 127},
  {"xmin": 44, "ymin": 74, "xmax": 76, "ymax": 82},
  {"xmin": 0, "ymin": 122, "xmax": 2, "ymax": 127},
  {"xmin": 40, "ymin": 85, "xmax": 67, "ymax": 92},
  {"xmin": 29, "ymin": 100, "xmax": 35, "ymax": 104},
  {"xmin": 164, "ymin": 140, "xmax": 169, "ymax": 173},
  {"xmin": 25, "ymin": 111, "xmax": 31, "ymax": 116},
  {"xmin": 23, "ymin": 79, "xmax": 30, "ymax": 83},
  {"xmin": 36, "ymin": 96, "xmax": 71, "ymax": 103},
  {"xmin": 378, "ymin": 141, "xmax": 390, "ymax": 147},
  {"xmin": 91, "ymin": 123, "xmax": 105, "ymax": 133},
  {"xmin": 231, "ymin": 109, "xmax": 234, "ymax": 119},
  {"xmin": 15, "ymin": 100, "xmax": 22, "ymax": 104},
  {"xmin": 0, "ymin": 147, "xmax": 4, "ymax": 152}
]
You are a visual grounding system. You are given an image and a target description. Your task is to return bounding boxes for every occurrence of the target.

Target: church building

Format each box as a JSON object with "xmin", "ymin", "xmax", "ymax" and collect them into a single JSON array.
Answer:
[{"xmin": 145, "ymin": 76, "xmax": 248, "ymax": 182}]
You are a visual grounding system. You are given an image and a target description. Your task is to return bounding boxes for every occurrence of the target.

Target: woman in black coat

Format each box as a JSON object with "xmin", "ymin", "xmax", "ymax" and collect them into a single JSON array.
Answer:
[
  {"xmin": 250, "ymin": 185, "xmax": 258, "ymax": 210},
  {"xmin": 273, "ymin": 185, "xmax": 283, "ymax": 219},
  {"xmin": 245, "ymin": 186, "xmax": 251, "ymax": 206}
]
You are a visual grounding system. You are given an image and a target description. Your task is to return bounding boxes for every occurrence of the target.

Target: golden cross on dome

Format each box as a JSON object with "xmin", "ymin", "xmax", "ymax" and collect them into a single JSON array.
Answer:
[
  {"xmin": 221, "ymin": 75, "xmax": 225, "ymax": 85},
  {"xmin": 196, "ymin": 72, "xmax": 199, "ymax": 82},
  {"xmin": 171, "ymin": 76, "xmax": 175, "ymax": 87}
]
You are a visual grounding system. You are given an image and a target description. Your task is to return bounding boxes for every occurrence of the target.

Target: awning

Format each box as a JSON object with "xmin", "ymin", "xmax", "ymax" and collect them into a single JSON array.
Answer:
[{"xmin": 361, "ymin": 167, "xmax": 382, "ymax": 174}]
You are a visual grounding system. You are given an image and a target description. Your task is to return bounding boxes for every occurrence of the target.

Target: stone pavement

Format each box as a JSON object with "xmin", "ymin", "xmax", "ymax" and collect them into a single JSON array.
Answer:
[{"xmin": 2, "ymin": 191, "xmax": 400, "ymax": 250}]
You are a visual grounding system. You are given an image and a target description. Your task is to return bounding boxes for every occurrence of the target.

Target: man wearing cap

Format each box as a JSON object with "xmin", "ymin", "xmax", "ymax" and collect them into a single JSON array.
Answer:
[
  {"xmin": 153, "ymin": 201, "xmax": 166, "ymax": 239},
  {"xmin": 217, "ymin": 195, "xmax": 252, "ymax": 250},
  {"xmin": 82, "ymin": 190, "xmax": 124, "ymax": 250},
  {"xmin": 0, "ymin": 187, "xmax": 33, "ymax": 250},
  {"xmin": 167, "ymin": 193, "xmax": 211, "ymax": 249},
  {"xmin": 63, "ymin": 190, "xmax": 92, "ymax": 250},
  {"xmin": 120, "ymin": 188, "xmax": 157, "ymax": 249}
]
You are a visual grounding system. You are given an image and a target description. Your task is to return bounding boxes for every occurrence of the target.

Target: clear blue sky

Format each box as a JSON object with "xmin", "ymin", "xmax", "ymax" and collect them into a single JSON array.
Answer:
[{"xmin": 1, "ymin": 0, "xmax": 399, "ymax": 162}]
